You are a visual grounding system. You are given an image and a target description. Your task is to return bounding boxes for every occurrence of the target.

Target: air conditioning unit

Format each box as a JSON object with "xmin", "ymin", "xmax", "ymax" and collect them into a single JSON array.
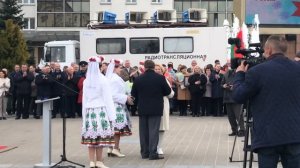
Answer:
[
  {"xmin": 125, "ymin": 12, "xmax": 147, "ymax": 24},
  {"xmin": 152, "ymin": 10, "xmax": 176, "ymax": 23},
  {"xmin": 88, "ymin": 11, "xmax": 116, "ymax": 27},
  {"xmin": 182, "ymin": 8, "xmax": 207, "ymax": 23}
]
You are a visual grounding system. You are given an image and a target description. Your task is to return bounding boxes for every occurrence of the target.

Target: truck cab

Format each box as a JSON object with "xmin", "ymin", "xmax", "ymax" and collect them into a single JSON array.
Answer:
[{"xmin": 44, "ymin": 40, "xmax": 80, "ymax": 68}]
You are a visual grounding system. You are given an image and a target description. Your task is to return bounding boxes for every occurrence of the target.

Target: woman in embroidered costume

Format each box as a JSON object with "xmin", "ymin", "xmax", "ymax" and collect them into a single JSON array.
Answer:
[
  {"xmin": 105, "ymin": 59, "xmax": 134, "ymax": 158},
  {"xmin": 81, "ymin": 56, "xmax": 116, "ymax": 168}
]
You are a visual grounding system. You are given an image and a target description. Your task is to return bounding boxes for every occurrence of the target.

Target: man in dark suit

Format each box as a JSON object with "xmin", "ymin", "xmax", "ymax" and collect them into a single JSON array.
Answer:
[
  {"xmin": 131, "ymin": 60, "xmax": 171, "ymax": 160},
  {"xmin": 14, "ymin": 64, "xmax": 34, "ymax": 119},
  {"xmin": 35, "ymin": 65, "xmax": 54, "ymax": 119},
  {"xmin": 233, "ymin": 35, "xmax": 300, "ymax": 168}
]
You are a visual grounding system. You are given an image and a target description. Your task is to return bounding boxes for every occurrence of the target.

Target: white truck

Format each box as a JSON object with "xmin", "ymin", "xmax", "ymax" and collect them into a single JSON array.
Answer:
[{"xmin": 43, "ymin": 27, "xmax": 228, "ymax": 68}]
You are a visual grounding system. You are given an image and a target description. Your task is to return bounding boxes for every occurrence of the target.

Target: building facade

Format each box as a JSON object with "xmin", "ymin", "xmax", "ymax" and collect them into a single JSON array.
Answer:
[
  {"xmin": 174, "ymin": 0, "xmax": 233, "ymax": 27},
  {"xmin": 234, "ymin": 0, "xmax": 300, "ymax": 59}
]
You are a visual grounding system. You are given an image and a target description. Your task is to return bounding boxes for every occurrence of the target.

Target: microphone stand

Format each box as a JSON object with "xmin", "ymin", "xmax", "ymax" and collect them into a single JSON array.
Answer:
[{"xmin": 39, "ymin": 71, "xmax": 84, "ymax": 168}]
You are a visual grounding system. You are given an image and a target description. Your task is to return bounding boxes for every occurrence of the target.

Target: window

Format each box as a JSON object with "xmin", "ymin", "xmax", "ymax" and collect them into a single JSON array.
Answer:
[
  {"xmin": 217, "ymin": 1, "xmax": 226, "ymax": 12},
  {"xmin": 37, "ymin": 13, "xmax": 54, "ymax": 27},
  {"xmin": 37, "ymin": 0, "xmax": 90, "ymax": 27},
  {"xmin": 152, "ymin": 0, "xmax": 161, "ymax": 3},
  {"xmin": 130, "ymin": 38, "xmax": 159, "ymax": 54},
  {"xmin": 96, "ymin": 38, "xmax": 126, "ymax": 54},
  {"xmin": 75, "ymin": 48, "xmax": 80, "ymax": 59},
  {"xmin": 18, "ymin": 0, "xmax": 35, "ymax": 4},
  {"xmin": 100, "ymin": 0, "xmax": 111, "ymax": 4},
  {"xmin": 164, "ymin": 37, "xmax": 193, "ymax": 53},
  {"xmin": 209, "ymin": 1, "xmax": 217, "ymax": 12},
  {"xmin": 45, "ymin": 47, "xmax": 66, "ymax": 62},
  {"xmin": 23, "ymin": 18, "xmax": 35, "ymax": 30},
  {"xmin": 126, "ymin": 0, "xmax": 136, "ymax": 4}
]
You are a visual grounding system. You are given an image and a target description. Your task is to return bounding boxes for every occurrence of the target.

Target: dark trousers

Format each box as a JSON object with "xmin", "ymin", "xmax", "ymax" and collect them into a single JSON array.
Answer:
[
  {"xmin": 256, "ymin": 143, "xmax": 300, "ymax": 168},
  {"xmin": 76, "ymin": 103, "xmax": 82, "ymax": 117},
  {"xmin": 191, "ymin": 93, "xmax": 201, "ymax": 116},
  {"xmin": 212, "ymin": 97, "xmax": 223, "ymax": 116},
  {"xmin": 53, "ymin": 98, "xmax": 63, "ymax": 117},
  {"xmin": 226, "ymin": 103, "xmax": 245, "ymax": 133},
  {"xmin": 203, "ymin": 97, "xmax": 213, "ymax": 116},
  {"xmin": 139, "ymin": 115, "xmax": 161, "ymax": 158},
  {"xmin": 178, "ymin": 100, "xmax": 188, "ymax": 116},
  {"xmin": 7, "ymin": 92, "xmax": 17, "ymax": 114},
  {"xmin": 170, "ymin": 87, "xmax": 178, "ymax": 114},
  {"xmin": 12, "ymin": 92, "xmax": 17, "ymax": 113},
  {"xmin": 29, "ymin": 96, "xmax": 37, "ymax": 116},
  {"xmin": 63, "ymin": 96, "xmax": 76, "ymax": 118},
  {"xmin": 16, "ymin": 94, "xmax": 30, "ymax": 118}
]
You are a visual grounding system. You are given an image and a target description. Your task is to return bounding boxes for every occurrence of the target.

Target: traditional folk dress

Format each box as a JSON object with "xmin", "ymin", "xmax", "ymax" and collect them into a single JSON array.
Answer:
[
  {"xmin": 106, "ymin": 62, "xmax": 132, "ymax": 136},
  {"xmin": 81, "ymin": 60, "xmax": 116, "ymax": 147}
]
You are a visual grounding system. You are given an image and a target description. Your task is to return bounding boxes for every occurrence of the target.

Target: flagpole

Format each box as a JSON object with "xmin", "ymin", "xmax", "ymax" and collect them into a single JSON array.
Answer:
[{"xmin": 225, "ymin": 0, "xmax": 228, "ymax": 19}]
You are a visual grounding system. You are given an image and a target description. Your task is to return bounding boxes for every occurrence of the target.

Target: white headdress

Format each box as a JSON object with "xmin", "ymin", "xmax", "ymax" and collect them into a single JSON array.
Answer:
[
  {"xmin": 105, "ymin": 59, "xmax": 121, "ymax": 79},
  {"xmin": 82, "ymin": 56, "xmax": 116, "ymax": 121}
]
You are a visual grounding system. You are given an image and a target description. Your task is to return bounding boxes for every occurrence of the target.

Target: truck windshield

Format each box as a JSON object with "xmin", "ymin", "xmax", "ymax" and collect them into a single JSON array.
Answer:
[{"xmin": 45, "ymin": 47, "xmax": 66, "ymax": 62}]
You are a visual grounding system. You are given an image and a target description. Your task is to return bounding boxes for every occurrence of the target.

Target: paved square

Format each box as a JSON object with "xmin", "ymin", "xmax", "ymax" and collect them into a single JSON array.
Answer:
[{"xmin": 0, "ymin": 116, "xmax": 260, "ymax": 168}]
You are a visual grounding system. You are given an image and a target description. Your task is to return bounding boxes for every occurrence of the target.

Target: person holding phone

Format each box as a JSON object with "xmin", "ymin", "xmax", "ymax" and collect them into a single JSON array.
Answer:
[{"xmin": 221, "ymin": 69, "xmax": 245, "ymax": 136}]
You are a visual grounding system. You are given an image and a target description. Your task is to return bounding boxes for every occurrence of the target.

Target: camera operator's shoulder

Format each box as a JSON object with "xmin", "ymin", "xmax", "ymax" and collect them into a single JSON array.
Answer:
[{"xmin": 248, "ymin": 62, "xmax": 266, "ymax": 73}]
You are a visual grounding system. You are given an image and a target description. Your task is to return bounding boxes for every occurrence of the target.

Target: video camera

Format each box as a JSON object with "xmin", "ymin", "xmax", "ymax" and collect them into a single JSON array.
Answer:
[{"xmin": 228, "ymin": 38, "xmax": 265, "ymax": 69}]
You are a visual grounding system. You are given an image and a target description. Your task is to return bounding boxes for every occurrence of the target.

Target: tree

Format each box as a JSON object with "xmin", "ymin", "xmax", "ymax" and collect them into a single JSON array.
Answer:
[
  {"xmin": 0, "ymin": 0, "xmax": 24, "ymax": 28},
  {"xmin": 27, "ymin": 55, "xmax": 35, "ymax": 66},
  {"xmin": 0, "ymin": 19, "xmax": 29, "ymax": 70}
]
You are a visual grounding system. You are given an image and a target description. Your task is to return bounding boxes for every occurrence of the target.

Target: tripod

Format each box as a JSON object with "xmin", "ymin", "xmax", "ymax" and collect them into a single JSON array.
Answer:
[
  {"xmin": 229, "ymin": 103, "xmax": 255, "ymax": 168},
  {"xmin": 51, "ymin": 116, "xmax": 85, "ymax": 168}
]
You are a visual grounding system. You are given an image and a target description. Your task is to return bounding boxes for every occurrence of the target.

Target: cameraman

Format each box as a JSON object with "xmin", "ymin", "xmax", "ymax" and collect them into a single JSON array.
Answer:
[{"xmin": 233, "ymin": 35, "xmax": 300, "ymax": 168}]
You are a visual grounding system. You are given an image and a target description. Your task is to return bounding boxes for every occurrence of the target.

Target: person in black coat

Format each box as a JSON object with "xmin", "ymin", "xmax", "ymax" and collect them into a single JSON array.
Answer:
[
  {"xmin": 233, "ymin": 35, "xmax": 300, "ymax": 168},
  {"xmin": 51, "ymin": 63, "xmax": 64, "ymax": 118},
  {"xmin": 6, "ymin": 64, "xmax": 20, "ymax": 115},
  {"xmin": 209, "ymin": 64, "xmax": 224, "ymax": 116},
  {"xmin": 188, "ymin": 66, "xmax": 207, "ymax": 117},
  {"xmin": 62, "ymin": 66, "xmax": 79, "ymax": 118},
  {"xmin": 131, "ymin": 60, "xmax": 171, "ymax": 160},
  {"xmin": 35, "ymin": 65, "xmax": 54, "ymax": 118},
  {"xmin": 14, "ymin": 64, "xmax": 34, "ymax": 119}
]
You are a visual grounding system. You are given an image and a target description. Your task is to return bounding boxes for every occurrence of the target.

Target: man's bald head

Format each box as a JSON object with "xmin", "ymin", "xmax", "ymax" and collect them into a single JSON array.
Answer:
[
  {"xmin": 67, "ymin": 66, "xmax": 74, "ymax": 75},
  {"xmin": 264, "ymin": 35, "xmax": 288, "ymax": 58}
]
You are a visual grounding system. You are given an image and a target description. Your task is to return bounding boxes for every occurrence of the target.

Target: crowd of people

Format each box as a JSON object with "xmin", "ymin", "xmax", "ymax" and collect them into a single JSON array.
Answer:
[
  {"xmin": 0, "ymin": 58, "xmax": 241, "ymax": 121},
  {"xmin": 1, "ymin": 35, "xmax": 300, "ymax": 167}
]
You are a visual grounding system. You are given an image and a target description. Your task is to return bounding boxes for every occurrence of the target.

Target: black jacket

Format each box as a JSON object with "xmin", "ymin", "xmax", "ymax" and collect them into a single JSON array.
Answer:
[
  {"xmin": 8, "ymin": 71, "xmax": 18, "ymax": 94},
  {"xmin": 35, "ymin": 73, "xmax": 54, "ymax": 98},
  {"xmin": 209, "ymin": 70, "xmax": 224, "ymax": 98},
  {"xmin": 14, "ymin": 71, "xmax": 34, "ymax": 95},
  {"xmin": 131, "ymin": 70, "xmax": 171, "ymax": 116},
  {"xmin": 51, "ymin": 70, "xmax": 64, "ymax": 96},
  {"xmin": 221, "ymin": 70, "xmax": 236, "ymax": 103},
  {"xmin": 188, "ymin": 73, "xmax": 207, "ymax": 95}
]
